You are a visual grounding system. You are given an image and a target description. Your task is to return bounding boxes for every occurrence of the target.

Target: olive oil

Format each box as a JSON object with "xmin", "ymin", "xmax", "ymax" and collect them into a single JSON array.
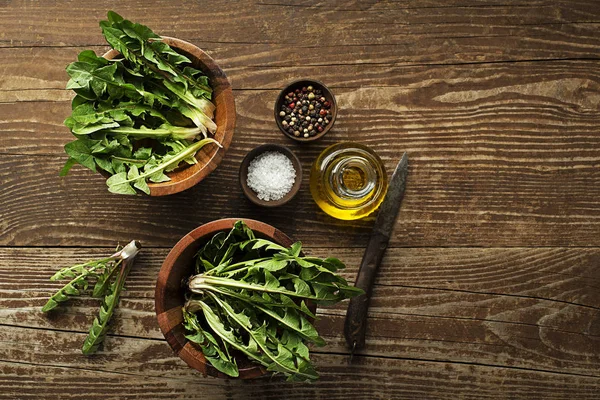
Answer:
[{"xmin": 310, "ymin": 143, "xmax": 388, "ymax": 220}]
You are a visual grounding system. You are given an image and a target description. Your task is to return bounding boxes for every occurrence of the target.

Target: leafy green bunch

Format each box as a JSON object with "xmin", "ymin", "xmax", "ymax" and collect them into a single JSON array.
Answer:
[
  {"xmin": 42, "ymin": 241, "xmax": 141, "ymax": 355},
  {"xmin": 183, "ymin": 221, "xmax": 363, "ymax": 381},
  {"xmin": 61, "ymin": 11, "xmax": 220, "ymax": 195}
]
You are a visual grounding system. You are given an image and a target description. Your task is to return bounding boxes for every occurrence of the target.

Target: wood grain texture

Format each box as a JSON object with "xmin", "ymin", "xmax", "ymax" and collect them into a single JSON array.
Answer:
[
  {"xmin": 2, "ymin": 0, "xmax": 600, "ymax": 398},
  {"xmin": 1, "ymin": 1, "xmax": 599, "ymax": 57},
  {"xmin": 3, "ymin": 59, "xmax": 600, "ymax": 152},
  {"xmin": 1, "ymin": 247, "xmax": 599, "ymax": 378},
  {"xmin": 3, "ymin": 47, "xmax": 600, "ymax": 95},
  {"xmin": 3, "ymin": 127, "xmax": 600, "ymax": 248},
  {"xmin": 1, "ymin": 60, "xmax": 599, "ymax": 247},
  {"xmin": 2, "ymin": 355, "xmax": 600, "ymax": 400}
]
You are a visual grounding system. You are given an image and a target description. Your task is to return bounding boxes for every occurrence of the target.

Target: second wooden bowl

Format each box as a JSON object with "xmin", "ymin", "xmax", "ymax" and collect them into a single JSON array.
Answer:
[
  {"xmin": 155, "ymin": 218, "xmax": 310, "ymax": 379},
  {"xmin": 103, "ymin": 37, "xmax": 236, "ymax": 196},
  {"xmin": 239, "ymin": 144, "xmax": 302, "ymax": 207}
]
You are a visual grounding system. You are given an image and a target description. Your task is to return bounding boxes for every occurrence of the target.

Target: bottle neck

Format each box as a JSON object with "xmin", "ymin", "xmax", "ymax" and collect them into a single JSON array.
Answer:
[{"xmin": 329, "ymin": 156, "xmax": 377, "ymax": 200}]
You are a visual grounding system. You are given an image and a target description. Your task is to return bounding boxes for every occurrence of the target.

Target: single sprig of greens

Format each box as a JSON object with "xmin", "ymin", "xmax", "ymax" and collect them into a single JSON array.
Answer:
[
  {"xmin": 60, "ymin": 11, "xmax": 220, "ymax": 195},
  {"xmin": 42, "ymin": 241, "xmax": 142, "ymax": 355},
  {"xmin": 41, "ymin": 252, "xmax": 123, "ymax": 313},
  {"xmin": 182, "ymin": 221, "xmax": 363, "ymax": 381}
]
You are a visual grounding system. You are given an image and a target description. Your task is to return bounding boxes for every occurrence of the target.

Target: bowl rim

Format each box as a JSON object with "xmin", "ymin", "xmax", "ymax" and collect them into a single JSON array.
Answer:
[
  {"xmin": 274, "ymin": 78, "xmax": 337, "ymax": 143},
  {"xmin": 239, "ymin": 143, "xmax": 303, "ymax": 207},
  {"xmin": 101, "ymin": 36, "xmax": 236, "ymax": 196},
  {"xmin": 155, "ymin": 218, "xmax": 299, "ymax": 379}
]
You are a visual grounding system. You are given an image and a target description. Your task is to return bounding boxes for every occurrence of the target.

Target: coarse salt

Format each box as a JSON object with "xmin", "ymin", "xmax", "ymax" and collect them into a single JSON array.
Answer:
[{"xmin": 246, "ymin": 151, "xmax": 296, "ymax": 201}]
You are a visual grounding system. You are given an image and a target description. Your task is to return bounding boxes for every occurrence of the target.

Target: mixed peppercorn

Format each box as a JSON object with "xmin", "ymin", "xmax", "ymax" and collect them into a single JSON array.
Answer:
[{"xmin": 278, "ymin": 85, "xmax": 332, "ymax": 138}]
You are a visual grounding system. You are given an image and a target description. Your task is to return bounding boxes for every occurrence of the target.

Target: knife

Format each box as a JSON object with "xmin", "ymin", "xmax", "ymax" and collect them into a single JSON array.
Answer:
[{"xmin": 344, "ymin": 152, "xmax": 408, "ymax": 355}]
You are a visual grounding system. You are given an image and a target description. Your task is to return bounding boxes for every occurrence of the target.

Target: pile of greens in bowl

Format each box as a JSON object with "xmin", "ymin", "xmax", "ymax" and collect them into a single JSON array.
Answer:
[
  {"xmin": 61, "ymin": 11, "xmax": 220, "ymax": 195},
  {"xmin": 183, "ymin": 221, "xmax": 363, "ymax": 381}
]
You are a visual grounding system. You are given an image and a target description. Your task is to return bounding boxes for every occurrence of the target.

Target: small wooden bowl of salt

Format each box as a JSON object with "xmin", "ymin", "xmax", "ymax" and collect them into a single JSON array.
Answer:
[{"xmin": 239, "ymin": 144, "xmax": 302, "ymax": 207}]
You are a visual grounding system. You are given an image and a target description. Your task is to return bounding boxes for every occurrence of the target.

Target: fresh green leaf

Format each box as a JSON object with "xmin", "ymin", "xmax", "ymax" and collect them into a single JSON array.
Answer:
[
  {"xmin": 106, "ymin": 10, "xmax": 124, "ymax": 25},
  {"xmin": 64, "ymin": 138, "xmax": 98, "ymax": 172},
  {"xmin": 42, "ymin": 256, "xmax": 117, "ymax": 312},
  {"xmin": 78, "ymin": 50, "xmax": 108, "ymax": 66},
  {"xmin": 59, "ymin": 157, "xmax": 78, "ymax": 176},
  {"xmin": 94, "ymin": 156, "xmax": 114, "ymax": 173},
  {"xmin": 42, "ymin": 278, "xmax": 85, "ymax": 312},
  {"xmin": 133, "ymin": 147, "xmax": 152, "ymax": 159},
  {"xmin": 127, "ymin": 165, "xmax": 150, "ymax": 195},
  {"xmin": 93, "ymin": 259, "xmax": 121, "ymax": 297},
  {"xmin": 288, "ymin": 242, "xmax": 302, "ymax": 257},
  {"xmin": 106, "ymin": 171, "xmax": 137, "ymax": 195}
]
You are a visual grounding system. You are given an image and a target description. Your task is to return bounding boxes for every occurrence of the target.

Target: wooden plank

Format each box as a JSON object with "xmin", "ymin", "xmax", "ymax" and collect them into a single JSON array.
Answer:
[
  {"xmin": 3, "ymin": 17, "xmax": 600, "ymax": 93},
  {"xmin": 1, "ymin": 0, "xmax": 599, "ymax": 52},
  {"xmin": 2, "ymin": 354, "xmax": 600, "ymax": 400},
  {"xmin": 2, "ymin": 142, "xmax": 600, "ymax": 248},
  {"xmin": 3, "ymin": 59, "xmax": 600, "ymax": 154},
  {"xmin": 1, "ymin": 247, "xmax": 598, "ymax": 378},
  {"xmin": 1, "ymin": 57, "xmax": 599, "ymax": 247},
  {"xmin": 2, "ymin": 151, "xmax": 599, "ymax": 248},
  {"xmin": 2, "ymin": 59, "xmax": 600, "ymax": 154},
  {"xmin": 2, "ymin": 44, "xmax": 600, "ymax": 93},
  {"xmin": 4, "ymin": 307, "xmax": 600, "ymax": 378},
  {"xmin": 2, "ymin": 247, "xmax": 599, "ymax": 309}
]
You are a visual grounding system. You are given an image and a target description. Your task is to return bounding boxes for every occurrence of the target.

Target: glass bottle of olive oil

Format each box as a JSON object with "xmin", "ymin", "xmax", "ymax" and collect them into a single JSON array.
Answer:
[{"xmin": 310, "ymin": 142, "xmax": 388, "ymax": 220}]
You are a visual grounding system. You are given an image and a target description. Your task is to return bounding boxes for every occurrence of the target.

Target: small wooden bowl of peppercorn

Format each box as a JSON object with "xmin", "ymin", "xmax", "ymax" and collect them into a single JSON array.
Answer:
[
  {"xmin": 274, "ymin": 79, "xmax": 337, "ymax": 142},
  {"xmin": 239, "ymin": 144, "xmax": 302, "ymax": 207}
]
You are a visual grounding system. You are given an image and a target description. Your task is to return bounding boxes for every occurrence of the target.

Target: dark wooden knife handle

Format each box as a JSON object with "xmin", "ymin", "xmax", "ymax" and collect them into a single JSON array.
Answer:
[{"xmin": 344, "ymin": 231, "xmax": 389, "ymax": 350}]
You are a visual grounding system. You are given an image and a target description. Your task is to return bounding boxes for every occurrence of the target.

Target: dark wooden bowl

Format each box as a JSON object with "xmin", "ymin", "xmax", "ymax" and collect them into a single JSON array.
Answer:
[
  {"xmin": 102, "ymin": 37, "xmax": 236, "ymax": 196},
  {"xmin": 239, "ymin": 144, "xmax": 302, "ymax": 207},
  {"xmin": 274, "ymin": 79, "xmax": 337, "ymax": 142},
  {"xmin": 155, "ymin": 218, "xmax": 312, "ymax": 379}
]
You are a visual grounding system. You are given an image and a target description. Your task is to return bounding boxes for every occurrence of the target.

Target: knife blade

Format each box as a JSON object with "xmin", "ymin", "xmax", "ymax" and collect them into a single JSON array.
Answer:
[{"xmin": 344, "ymin": 152, "xmax": 408, "ymax": 355}]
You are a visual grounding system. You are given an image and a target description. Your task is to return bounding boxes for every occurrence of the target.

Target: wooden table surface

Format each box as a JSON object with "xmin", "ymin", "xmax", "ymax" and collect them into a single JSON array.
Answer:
[{"xmin": 2, "ymin": 1, "xmax": 600, "ymax": 399}]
